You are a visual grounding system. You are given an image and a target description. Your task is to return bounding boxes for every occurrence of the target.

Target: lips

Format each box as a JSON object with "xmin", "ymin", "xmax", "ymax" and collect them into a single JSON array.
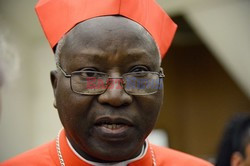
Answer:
[
  {"xmin": 93, "ymin": 116, "xmax": 134, "ymax": 141},
  {"xmin": 95, "ymin": 116, "xmax": 133, "ymax": 126}
]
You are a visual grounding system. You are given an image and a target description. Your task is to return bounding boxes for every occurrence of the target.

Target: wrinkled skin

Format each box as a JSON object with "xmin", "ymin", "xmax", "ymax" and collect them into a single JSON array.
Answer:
[{"xmin": 51, "ymin": 16, "xmax": 163, "ymax": 162}]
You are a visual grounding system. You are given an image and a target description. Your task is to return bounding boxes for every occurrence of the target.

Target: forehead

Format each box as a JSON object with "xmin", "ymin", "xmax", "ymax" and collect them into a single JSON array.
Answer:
[{"xmin": 60, "ymin": 16, "xmax": 159, "ymax": 69}]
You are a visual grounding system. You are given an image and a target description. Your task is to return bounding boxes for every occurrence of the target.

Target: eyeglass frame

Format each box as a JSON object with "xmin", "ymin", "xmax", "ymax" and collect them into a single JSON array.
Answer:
[{"xmin": 56, "ymin": 63, "xmax": 165, "ymax": 96}]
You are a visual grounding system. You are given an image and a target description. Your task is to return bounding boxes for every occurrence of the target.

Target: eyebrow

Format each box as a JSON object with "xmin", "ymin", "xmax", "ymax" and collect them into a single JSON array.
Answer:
[
  {"xmin": 126, "ymin": 49, "xmax": 150, "ymax": 56},
  {"xmin": 127, "ymin": 48, "xmax": 159, "ymax": 65},
  {"xmin": 77, "ymin": 49, "xmax": 105, "ymax": 58}
]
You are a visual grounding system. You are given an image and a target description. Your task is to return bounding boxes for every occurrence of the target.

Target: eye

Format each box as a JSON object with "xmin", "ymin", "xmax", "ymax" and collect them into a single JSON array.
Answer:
[
  {"xmin": 78, "ymin": 68, "xmax": 100, "ymax": 77},
  {"xmin": 130, "ymin": 66, "xmax": 149, "ymax": 73},
  {"xmin": 84, "ymin": 72, "xmax": 98, "ymax": 77}
]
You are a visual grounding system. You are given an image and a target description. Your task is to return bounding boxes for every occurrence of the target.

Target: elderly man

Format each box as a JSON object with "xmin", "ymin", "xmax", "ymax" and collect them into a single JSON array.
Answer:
[{"xmin": 2, "ymin": 0, "xmax": 213, "ymax": 165}]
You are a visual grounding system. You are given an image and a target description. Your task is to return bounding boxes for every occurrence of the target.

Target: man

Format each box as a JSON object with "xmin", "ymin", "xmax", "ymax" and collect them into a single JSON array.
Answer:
[
  {"xmin": 216, "ymin": 114, "xmax": 250, "ymax": 166},
  {"xmin": 2, "ymin": 0, "xmax": 213, "ymax": 165}
]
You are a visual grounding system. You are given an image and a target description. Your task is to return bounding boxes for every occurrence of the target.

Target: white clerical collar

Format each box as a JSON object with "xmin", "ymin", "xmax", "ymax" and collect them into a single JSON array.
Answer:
[{"xmin": 66, "ymin": 138, "xmax": 148, "ymax": 166}]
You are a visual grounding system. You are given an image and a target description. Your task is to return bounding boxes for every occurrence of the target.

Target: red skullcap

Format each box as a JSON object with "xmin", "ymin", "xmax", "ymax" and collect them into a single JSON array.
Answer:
[{"xmin": 35, "ymin": 0, "xmax": 177, "ymax": 58}]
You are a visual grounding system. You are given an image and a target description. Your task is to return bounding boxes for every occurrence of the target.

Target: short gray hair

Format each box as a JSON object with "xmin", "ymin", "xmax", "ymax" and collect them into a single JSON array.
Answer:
[{"xmin": 55, "ymin": 35, "xmax": 66, "ymax": 67}]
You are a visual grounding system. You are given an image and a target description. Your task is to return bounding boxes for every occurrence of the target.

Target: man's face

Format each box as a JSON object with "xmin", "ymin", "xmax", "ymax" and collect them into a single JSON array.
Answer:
[{"xmin": 51, "ymin": 16, "xmax": 163, "ymax": 162}]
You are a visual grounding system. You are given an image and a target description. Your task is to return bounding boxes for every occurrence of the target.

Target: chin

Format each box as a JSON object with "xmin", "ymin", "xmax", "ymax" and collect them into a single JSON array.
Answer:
[
  {"xmin": 91, "ymin": 147, "xmax": 141, "ymax": 162},
  {"xmin": 83, "ymin": 137, "xmax": 145, "ymax": 162}
]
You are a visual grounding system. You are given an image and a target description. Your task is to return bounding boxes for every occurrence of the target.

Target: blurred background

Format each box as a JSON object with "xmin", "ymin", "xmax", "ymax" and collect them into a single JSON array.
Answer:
[{"xmin": 0, "ymin": 0, "xmax": 249, "ymax": 162}]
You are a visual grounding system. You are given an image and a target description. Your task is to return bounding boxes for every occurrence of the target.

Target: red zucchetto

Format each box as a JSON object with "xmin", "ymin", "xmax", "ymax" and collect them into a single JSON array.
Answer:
[{"xmin": 35, "ymin": 0, "xmax": 177, "ymax": 58}]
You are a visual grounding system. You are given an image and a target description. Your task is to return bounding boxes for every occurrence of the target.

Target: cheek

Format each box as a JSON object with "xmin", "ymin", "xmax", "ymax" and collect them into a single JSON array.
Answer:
[
  {"xmin": 135, "ymin": 90, "xmax": 163, "ymax": 132},
  {"xmin": 55, "ymin": 78, "xmax": 94, "ymax": 128},
  {"xmin": 139, "ymin": 90, "xmax": 163, "ymax": 113}
]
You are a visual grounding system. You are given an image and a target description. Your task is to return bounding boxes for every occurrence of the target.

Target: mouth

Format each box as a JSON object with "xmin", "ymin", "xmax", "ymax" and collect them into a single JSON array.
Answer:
[{"xmin": 93, "ymin": 116, "xmax": 134, "ymax": 141}]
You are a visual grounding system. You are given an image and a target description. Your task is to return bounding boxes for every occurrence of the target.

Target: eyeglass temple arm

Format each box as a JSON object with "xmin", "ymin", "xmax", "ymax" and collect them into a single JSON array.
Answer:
[
  {"xmin": 159, "ymin": 69, "xmax": 165, "ymax": 78},
  {"xmin": 56, "ymin": 63, "xmax": 71, "ymax": 78}
]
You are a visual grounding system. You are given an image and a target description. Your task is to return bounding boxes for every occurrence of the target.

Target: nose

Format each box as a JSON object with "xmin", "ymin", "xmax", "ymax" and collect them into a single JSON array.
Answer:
[{"xmin": 97, "ymin": 79, "xmax": 132, "ymax": 107}]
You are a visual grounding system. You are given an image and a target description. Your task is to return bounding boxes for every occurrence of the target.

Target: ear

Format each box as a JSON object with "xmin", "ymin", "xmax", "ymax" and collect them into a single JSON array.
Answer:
[
  {"xmin": 231, "ymin": 152, "xmax": 244, "ymax": 166},
  {"xmin": 50, "ymin": 70, "xmax": 58, "ymax": 108},
  {"xmin": 160, "ymin": 67, "xmax": 164, "ymax": 73},
  {"xmin": 159, "ymin": 67, "xmax": 165, "ymax": 82}
]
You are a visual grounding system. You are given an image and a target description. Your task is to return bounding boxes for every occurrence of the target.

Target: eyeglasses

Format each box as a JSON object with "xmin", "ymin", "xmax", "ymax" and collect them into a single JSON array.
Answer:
[{"xmin": 57, "ymin": 64, "xmax": 165, "ymax": 95}]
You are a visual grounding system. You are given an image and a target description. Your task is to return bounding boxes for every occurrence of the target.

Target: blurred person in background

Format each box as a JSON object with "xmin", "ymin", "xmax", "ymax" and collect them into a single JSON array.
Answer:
[
  {"xmin": 0, "ymin": 46, "xmax": 3, "ymax": 109},
  {"xmin": 0, "ymin": 34, "xmax": 5, "ymax": 109},
  {"xmin": 2, "ymin": 0, "xmax": 213, "ymax": 165},
  {"xmin": 216, "ymin": 113, "xmax": 250, "ymax": 166},
  {"xmin": 0, "ymin": 31, "xmax": 19, "ymax": 112}
]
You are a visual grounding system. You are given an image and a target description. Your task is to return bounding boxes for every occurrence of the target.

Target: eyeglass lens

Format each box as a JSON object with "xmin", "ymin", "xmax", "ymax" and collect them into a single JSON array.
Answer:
[{"xmin": 70, "ymin": 71, "xmax": 163, "ymax": 95}]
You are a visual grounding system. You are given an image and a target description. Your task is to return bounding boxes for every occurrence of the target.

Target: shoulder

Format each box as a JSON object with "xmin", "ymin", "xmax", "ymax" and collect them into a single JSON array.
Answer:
[
  {"xmin": 1, "ymin": 140, "xmax": 58, "ymax": 166},
  {"xmin": 151, "ymin": 144, "xmax": 213, "ymax": 166}
]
